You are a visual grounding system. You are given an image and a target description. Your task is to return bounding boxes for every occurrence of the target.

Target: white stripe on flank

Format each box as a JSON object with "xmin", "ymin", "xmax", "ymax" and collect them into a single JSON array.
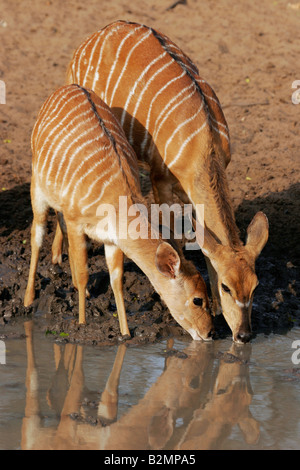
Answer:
[
  {"xmin": 210, "ymin": 115, "xmax": 228, "ymax": 130},
  {"xmin": 36, "ymin": 88, "xmax": 80, "ymax": 150},
  {"xmin": 89, "ymin": 26, "xmax": 122, "ymax": 90},
  {"xmin": 64, "ymin": 143, "xmax": 109, "ymax": 194},
  {"xmin": 140, "ymin": 70, "xmax": 186, "ymax": 154},
  {"xmin": 202, "ymin": 91, "xmax": 220, "ymax": 107},
  {"xmin": 36, "ymin": 92, "xmax": 84, "ymax": 165},
  {"xmin": 51, "ymin": 115, "xmax": 98, "ymax": 190},
  {"xmin": 45, "ymin": 109, "xmax": 93, "ymax": 185},
  {"xmin": 168, "ymin": 121, "xmax": 207, "ymax": 169},
  {"xmin": 121, "ymin": 51, "xmax": 167, "ymax": 127},
  {"xmin": 150, "ymin": 83, "xmax": 197, "ymax": 154},
  {"xmin": 81, "ymin": 171, "xmax": 118, "ymax": 215},
  {"xmin": 38, "ymin": 87, "xmax": 76, "ymax": 128},
  {"xmin": 39, "ymin": 87, "xmax": 79, "ymax": 129},
  {"xmin": 78, "ymin": 30, "xmax": 104, "ymax": 85},
  {"xmin": 164, "ymin": 102, "xmax": 204, "ymax": 158},
  {"xmin": 59, "ymin": 128, "xmax": 102, "ymax": 195},
  {"xmin": 212, "ymin": 125, "xmax": 230, "ymax": 142},
  {"xmin": 79, "ymin": 163, "xmax": 117, "ymax": 205},
  {"xmin": 109, "ymin": 28, "xmax": 152, "ymax": 107},
  {"xmin": 68, "ymin": 151, "xmax": 107, "ymax": 209},
  {"xmin": 104, "ymin": 25, "xmax": 144, "ymax": 102},
  {"xmin": 39, "ymin": 109, "xmax": 86, "ymax": 177},
  {"xmin": 153, "ymin": 83, "xmax": 196, "ymax": 137},
  {"xmin": 128, "ymin": 56, "xmax": 172, "ymax": 144}
]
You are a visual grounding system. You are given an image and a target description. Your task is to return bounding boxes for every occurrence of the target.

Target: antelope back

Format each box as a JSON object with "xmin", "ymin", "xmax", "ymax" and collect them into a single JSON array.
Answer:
[
  {"xmin": 67, "ymin": 20, "xmax": 230, "ymax": 169},
  {"xmin": 32, "ymin": 84, "xmax": 140, "ymax": 218}
]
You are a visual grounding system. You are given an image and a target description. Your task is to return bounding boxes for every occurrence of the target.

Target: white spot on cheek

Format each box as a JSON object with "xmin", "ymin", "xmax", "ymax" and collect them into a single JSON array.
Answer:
[
  {"xmin": 235, "ymin": 299, "xmax": 251, "ymax": 308},
  {"xmin": 188, "ymin": 329, "xmax": 202, "ymax": 341},
  {"xmin": 179, "ymin": 314, "xmax": 184, "ymax": 321},
  {"xmin": 185, "ymin": 300, "xmax": 189, "ymax": 307}
]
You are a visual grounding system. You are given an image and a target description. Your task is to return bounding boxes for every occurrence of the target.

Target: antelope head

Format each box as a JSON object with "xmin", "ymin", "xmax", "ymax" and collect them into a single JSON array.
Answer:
[
  {"xmin": 155, "ymin": 242, "xmax": 215, "ymax": 341},
  {"xmin": 202, "ymin": 212, "xmax": 269, "ymax": 343}
]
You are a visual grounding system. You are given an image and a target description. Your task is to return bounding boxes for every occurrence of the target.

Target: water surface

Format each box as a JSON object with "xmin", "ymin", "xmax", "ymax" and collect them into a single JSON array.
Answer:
[{"xmin": 0, "ymin": 320, "xmax": 300, "ymax": 450}]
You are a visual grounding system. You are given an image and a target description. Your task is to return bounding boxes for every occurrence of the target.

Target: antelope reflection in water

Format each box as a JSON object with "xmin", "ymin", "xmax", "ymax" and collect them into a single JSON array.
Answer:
[{"xmin": 21, "ymin": 321, "xmax": 259, "ymax": 450}]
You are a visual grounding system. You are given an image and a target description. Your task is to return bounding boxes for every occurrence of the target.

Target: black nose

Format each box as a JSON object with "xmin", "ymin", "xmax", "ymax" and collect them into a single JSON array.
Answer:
[{"xmin": 236, "ymin": 331, "xmax": 252, "ymax": 343}]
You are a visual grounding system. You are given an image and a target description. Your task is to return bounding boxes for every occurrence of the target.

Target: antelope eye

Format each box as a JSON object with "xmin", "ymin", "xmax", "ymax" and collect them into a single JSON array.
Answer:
[
  {"xmin": 193, "ymin": 297, "xmax": 203, "ymax": 307},
  {"xmin": 221, "ymin": 283, "xmax": 231, "ymax": 294}
]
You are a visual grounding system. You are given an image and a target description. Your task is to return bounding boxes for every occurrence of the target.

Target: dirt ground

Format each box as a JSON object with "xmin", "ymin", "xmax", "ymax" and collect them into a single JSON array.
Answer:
[{"xmin": 0, "ymin": 0, "xmax": 299, "ymax": 345}]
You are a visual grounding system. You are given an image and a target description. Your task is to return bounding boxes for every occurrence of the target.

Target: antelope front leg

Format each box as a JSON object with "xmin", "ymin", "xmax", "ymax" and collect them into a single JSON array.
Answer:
[
  {"xmin": 66, "ymin": 221, "xmax": 89, "ymax": 325},
  {"xmin": 104, "ymin": 244, "xmax": 130, "ymax": 337}
]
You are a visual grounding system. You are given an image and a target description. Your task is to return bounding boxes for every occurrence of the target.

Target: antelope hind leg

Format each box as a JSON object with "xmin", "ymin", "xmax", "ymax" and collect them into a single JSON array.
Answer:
[{"xmin": 66, "ymin": 220, "xmax": 89, "ymax": 325}]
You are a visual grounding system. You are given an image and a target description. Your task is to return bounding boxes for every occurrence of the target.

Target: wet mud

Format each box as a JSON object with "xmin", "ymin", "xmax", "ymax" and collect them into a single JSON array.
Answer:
[
  {"xmin": 0, "ymin": 0, "xmax": 299, "ymax": 345},
  {"xmin": 0, "ymin": 181, "xmax": 299, "ymax": 345}
]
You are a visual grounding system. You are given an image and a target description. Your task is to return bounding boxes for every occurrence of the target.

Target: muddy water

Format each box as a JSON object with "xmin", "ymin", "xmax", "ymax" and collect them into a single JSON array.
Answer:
[{"xmin": 0, "ymin": 320, "xmax": 300, "ymax": 450}]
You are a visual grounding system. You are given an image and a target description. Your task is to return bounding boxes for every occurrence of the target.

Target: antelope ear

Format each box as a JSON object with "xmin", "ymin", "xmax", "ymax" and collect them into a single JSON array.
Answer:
[
  {"xmin": 155, "ymin": 242, "xmax": 181, "ymax": 279},
  {"xmin": 245, "ymin": 212, "xmax": 269, "ymax": 260}
]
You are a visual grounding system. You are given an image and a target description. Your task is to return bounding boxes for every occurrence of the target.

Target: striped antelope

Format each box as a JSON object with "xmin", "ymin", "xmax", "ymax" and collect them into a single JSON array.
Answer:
[
  {"xmin": 24, "ymin": 84, "xmax": 214, "ymax": 341},
  {"xmin": 59, "ymin": 20, "xmax": 269, "ymax": 343}
]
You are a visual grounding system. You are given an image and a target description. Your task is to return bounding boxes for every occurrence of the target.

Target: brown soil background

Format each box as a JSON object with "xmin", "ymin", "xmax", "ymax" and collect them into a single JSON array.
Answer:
[{"xmin": 0, "ymin": 0, "xmax": 299, "ymax": 345}]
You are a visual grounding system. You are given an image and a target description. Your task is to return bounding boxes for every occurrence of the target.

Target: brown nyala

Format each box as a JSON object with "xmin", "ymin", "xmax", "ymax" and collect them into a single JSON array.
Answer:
[
  {"xmin": 24, "ymin": 84, "xmax": 214, "ymax": 341},
  {"xmin": 59, "ymin": 20, "xmax": 269, "ymax": 343}
]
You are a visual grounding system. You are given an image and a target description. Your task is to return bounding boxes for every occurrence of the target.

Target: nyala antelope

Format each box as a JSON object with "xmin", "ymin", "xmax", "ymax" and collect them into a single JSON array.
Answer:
[
  {"xmin": 60, "ymin": 20, "xmax": 269, "ymax": 343},
  {"xmin": 24, "ymin": 84, "xmax": 214, "ymax": 341}
]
